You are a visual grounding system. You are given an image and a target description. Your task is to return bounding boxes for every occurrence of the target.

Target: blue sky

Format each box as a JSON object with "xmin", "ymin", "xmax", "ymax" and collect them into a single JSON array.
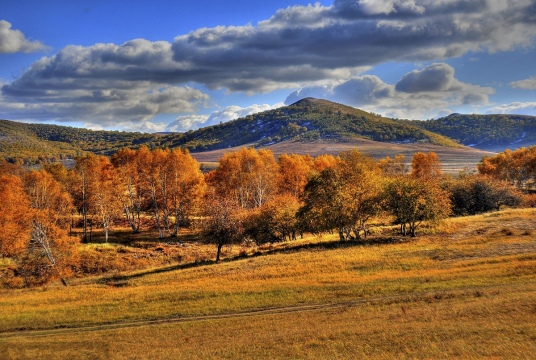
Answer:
[{"xmin": 1, "ymin": 0, "xmax": 536, "ymax": 132}]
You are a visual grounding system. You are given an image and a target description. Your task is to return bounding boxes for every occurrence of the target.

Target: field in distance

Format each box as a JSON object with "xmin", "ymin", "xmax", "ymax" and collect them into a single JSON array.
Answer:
[
  {"xmin": 1, "ymin": 208, "xmax": 536, "ymax": 359},
  {"xmin": 192, "ymin": 136, "xmax": 495, "ymax": 174}
]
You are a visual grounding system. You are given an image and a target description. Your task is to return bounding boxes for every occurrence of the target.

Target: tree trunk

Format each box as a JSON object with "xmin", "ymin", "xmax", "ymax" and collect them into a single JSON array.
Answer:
[{"xmin": 216, "ymin": 244, "xmax": 223, "ymax": 263}]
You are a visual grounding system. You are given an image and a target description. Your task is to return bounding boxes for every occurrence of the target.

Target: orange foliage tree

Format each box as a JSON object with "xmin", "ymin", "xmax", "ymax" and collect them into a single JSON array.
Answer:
[
  {"xmin": 411, "ymin": 152, "xmax": 442, "ymax": 180},
  {"xmin": 21, "ymin": 170, "xmax": 78, "ymax": 285},
  {"xmin": 478, "ymin": 146, "xmax": 536, "ymax": 188},
  {"xmin": 0, "ymin": 175, "xmax": 31, "ymax": 258},
  {"xmin": 276, "ymin": 154, "xmax": 314, "ymax": 198},
  {"xmin": 210, "ymin": 148, "xmax": 278, "ymax": 208},
  {"xmin": 111, "ymin": 147, "xmax": 149, "ymax": 233}
]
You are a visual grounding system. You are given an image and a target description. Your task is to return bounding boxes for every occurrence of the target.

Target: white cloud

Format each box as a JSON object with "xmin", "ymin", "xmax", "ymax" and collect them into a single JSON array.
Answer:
[
  {"xmin": 286, "ymin": 63, "xmax": 494, "ymax": 119},
  {"xmin": 2, "ymin": 0, "xmax": 536, "ymax": 126},
  {"xmin": 487, "ymin": 102, "xmax": 536, "ymax": 116},
  {"xmin": 165, "ymin": 103, "xmax": 284, "ymax": 132},
  {"xmin": 509, "ymin": 76, "xmax": 536, "ymax": 90},
  {"xmin": 0, "ymin": 20, "xmax": 48, "ymax": 53}
]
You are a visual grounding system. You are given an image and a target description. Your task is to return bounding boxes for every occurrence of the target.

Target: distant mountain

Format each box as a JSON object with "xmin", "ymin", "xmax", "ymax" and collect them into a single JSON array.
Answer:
[
  {"xmin": 399, "ymin": 114, "xmax": 536, "ymax": 148},
  {"xmin": 0, "ymin": 98, "xmax": 473, "ymax": 164},
  {"xmin": 157, "ymin": 98, "xmax": 461, "ymax": 152}
]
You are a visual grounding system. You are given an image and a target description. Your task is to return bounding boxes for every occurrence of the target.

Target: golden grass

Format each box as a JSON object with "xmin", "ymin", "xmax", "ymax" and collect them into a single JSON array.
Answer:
[
  {"xmin": 1, "ymin": 283, "xmax": 535, "ymax": 359},
  {"xmin": 1, "ymin": 208, "xmax": 535, "ymax": 358}
]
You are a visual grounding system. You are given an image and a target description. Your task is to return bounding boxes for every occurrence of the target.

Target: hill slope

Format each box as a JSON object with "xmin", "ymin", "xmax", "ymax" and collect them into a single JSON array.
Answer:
[
  {"xmin": 158, "ymin": 98, "xmax": 461, "ymax": 151},
  {"xmin": 0, "ymin": 120, "xmax": 159, "ymax": 164},
  {"xmin": 401, "ymin": 113, "xmax": 536, "ymax": 149}
]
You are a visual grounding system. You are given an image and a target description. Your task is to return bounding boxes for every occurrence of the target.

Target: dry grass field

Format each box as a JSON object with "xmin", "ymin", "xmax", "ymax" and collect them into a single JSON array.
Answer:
[
  {"xmin": 191, "ymin": 137, "xmax": 495, "ymax": 174},
  {"xmin": 1, "ymin": 208, "xmax": 536, "ymax": 359}
]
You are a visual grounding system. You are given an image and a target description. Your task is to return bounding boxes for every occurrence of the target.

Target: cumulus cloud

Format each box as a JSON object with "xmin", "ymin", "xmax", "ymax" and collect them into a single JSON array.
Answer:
[
  {"xmin": 285, "ymin": 63, "xmax": 493, "ymax": 119},
  {"xmin": 0, "ymin": 20, "xmax": 48, "ymax": 53},
  {"xmin": 165, "ymin": 103, "xmax": 284, "ymax": 132},
  {"xmin": 487, "ymin": 102, "xmax": 536, "ymax": 116},
  {"xmin": 2, "ymin": 0, "xmax": 536, "ymax": 126},
  {"xmin": 509, "ymin": 75, "xmax": 536, "ymax": 90}
]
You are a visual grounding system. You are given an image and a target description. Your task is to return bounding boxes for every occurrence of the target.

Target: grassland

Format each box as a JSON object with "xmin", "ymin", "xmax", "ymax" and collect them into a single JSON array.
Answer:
[{"xmin": 1, "ymin": 209, "xmax": 536, "ymax": 359}]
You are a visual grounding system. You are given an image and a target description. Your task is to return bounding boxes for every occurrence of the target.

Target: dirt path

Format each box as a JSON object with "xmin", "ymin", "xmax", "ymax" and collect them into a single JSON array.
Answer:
[{"xmin": 1, "ymin": 281, "xmax": 534, "ymax": 339}]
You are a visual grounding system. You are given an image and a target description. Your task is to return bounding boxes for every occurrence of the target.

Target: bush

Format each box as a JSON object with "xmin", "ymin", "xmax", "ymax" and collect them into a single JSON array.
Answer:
[{"xmin": 446, "ymin": 175, "xmax": 523, "ymax": 216}]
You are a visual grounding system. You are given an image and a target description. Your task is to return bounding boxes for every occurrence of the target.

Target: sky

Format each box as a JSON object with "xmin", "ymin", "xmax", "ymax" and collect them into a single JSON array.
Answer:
[{"xmin": 1, "ymin": 0, "xmax": 536, "ymax": 133}]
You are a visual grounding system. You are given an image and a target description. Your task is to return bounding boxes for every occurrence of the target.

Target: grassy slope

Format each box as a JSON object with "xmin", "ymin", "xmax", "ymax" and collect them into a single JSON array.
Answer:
[{"xmin": 1, "ymin": 209, "xmax": 536, "ymax": 358}]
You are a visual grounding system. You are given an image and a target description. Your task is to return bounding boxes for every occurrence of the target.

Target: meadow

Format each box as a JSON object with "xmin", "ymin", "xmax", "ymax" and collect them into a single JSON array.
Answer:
[{"xmin": 1, "ymin": 208, "xmax": 536, "ymax": 359}]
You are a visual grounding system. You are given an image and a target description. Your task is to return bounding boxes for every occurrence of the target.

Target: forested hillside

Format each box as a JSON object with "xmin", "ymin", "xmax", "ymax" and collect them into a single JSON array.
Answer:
[
  {"xmin": 0, "ymin": 120, "xmax": 159, "ymax": 164},
  {"xmin": 402, "ymin": 114, "xmax": 536, "ymax": 147},
  {"xmin": 158, "ymin": 98, "xmax": 460, "ymax": 151}
]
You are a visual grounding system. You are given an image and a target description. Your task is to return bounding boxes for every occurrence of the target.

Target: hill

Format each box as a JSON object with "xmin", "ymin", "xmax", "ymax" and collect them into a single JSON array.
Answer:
[
  {"xmin": 400, "ymin": 113, "xmax": 536, "ymax": 150},
  {"xmin": 0, "ymin": 119, "xmax": 159, "ymax": 164},
  {"xmin": 158, "ymin": 98, "xmax": 461, "ymax": 152}
]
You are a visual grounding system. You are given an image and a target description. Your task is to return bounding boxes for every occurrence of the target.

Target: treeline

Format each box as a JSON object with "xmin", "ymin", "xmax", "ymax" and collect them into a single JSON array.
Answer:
[{"xmin": 0, "ymin": 146, "xmax": 528, "ymax": 287}]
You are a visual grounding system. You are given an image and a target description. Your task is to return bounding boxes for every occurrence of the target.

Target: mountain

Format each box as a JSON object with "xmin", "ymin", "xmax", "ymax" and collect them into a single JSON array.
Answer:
[
  {"xmin": 398, "ymin": 113, "xmax": 536, "ymax": 150},
  {"xmin": 157, "ymin": 98, "xmax": 461, "ymax": 151}
]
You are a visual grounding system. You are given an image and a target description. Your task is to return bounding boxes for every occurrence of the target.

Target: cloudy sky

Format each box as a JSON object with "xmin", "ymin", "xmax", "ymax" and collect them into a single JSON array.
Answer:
[{"xmin": 1, "ymin": 0, "xmax": 536, "ymax": 132}]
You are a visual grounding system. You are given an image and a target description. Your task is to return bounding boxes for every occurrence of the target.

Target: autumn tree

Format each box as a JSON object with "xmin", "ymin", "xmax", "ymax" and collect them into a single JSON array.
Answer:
[
  {"xmin": 164, "ymin": 148, "xmax": 206, "ymax": 237},
  {"xmin": 111, "ymin": 147, "xmax": 149, "ymax": 233},
  {"xmin": 383, "ymin": 176, "xmax": 451, "ymax": 237},
  {"xmin": 200, "ymin": 195, "xmax": 245, "ymax": 262},
  {"xmin": 21, "ymin": 170, "xmax": 78, "ymax": 285},
  {"xmin": 478, "ymin": 146, "xmax": 536, "ymax": 188},
  {"xmin": 313, "ymin": 154, "xmax": 339, "ymax": 173},
  {"xmin": 246, "ymin": 193, "xmax": 301, "ymax": 243},
  {"xmin": 0, "ymin": 175, "xmax": 31, "ymax": 258},
  {"xmin": 411, "ymin": 152, "xmax": 442, "ymax": 180},
  {"xmin": 71, "ymin": 154, "xmax": 101, "ymax": 242},
  {"xmin": 91, "ymin": 157, "xmax": 122, "ymax": 243},
  {"xmin": 276, "ymin": 154, "xmax": 313, "ymax": 198},
  {"xmin": 211, "ymin": 148, "xmax": 278, "ymax": 208},
  {"xmin": 299, "ymin": 151, "xmax": 382, "ymax": 241},
  {"xmin": 380, "ymin": 154, "xmax": 407, "ymax": 176}
]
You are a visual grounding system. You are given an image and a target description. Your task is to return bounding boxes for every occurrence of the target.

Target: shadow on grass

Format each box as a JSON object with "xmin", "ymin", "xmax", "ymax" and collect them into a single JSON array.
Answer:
[{"xmin": 101, "ymin": 235, "xmax": 410, "ymax": 286}]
